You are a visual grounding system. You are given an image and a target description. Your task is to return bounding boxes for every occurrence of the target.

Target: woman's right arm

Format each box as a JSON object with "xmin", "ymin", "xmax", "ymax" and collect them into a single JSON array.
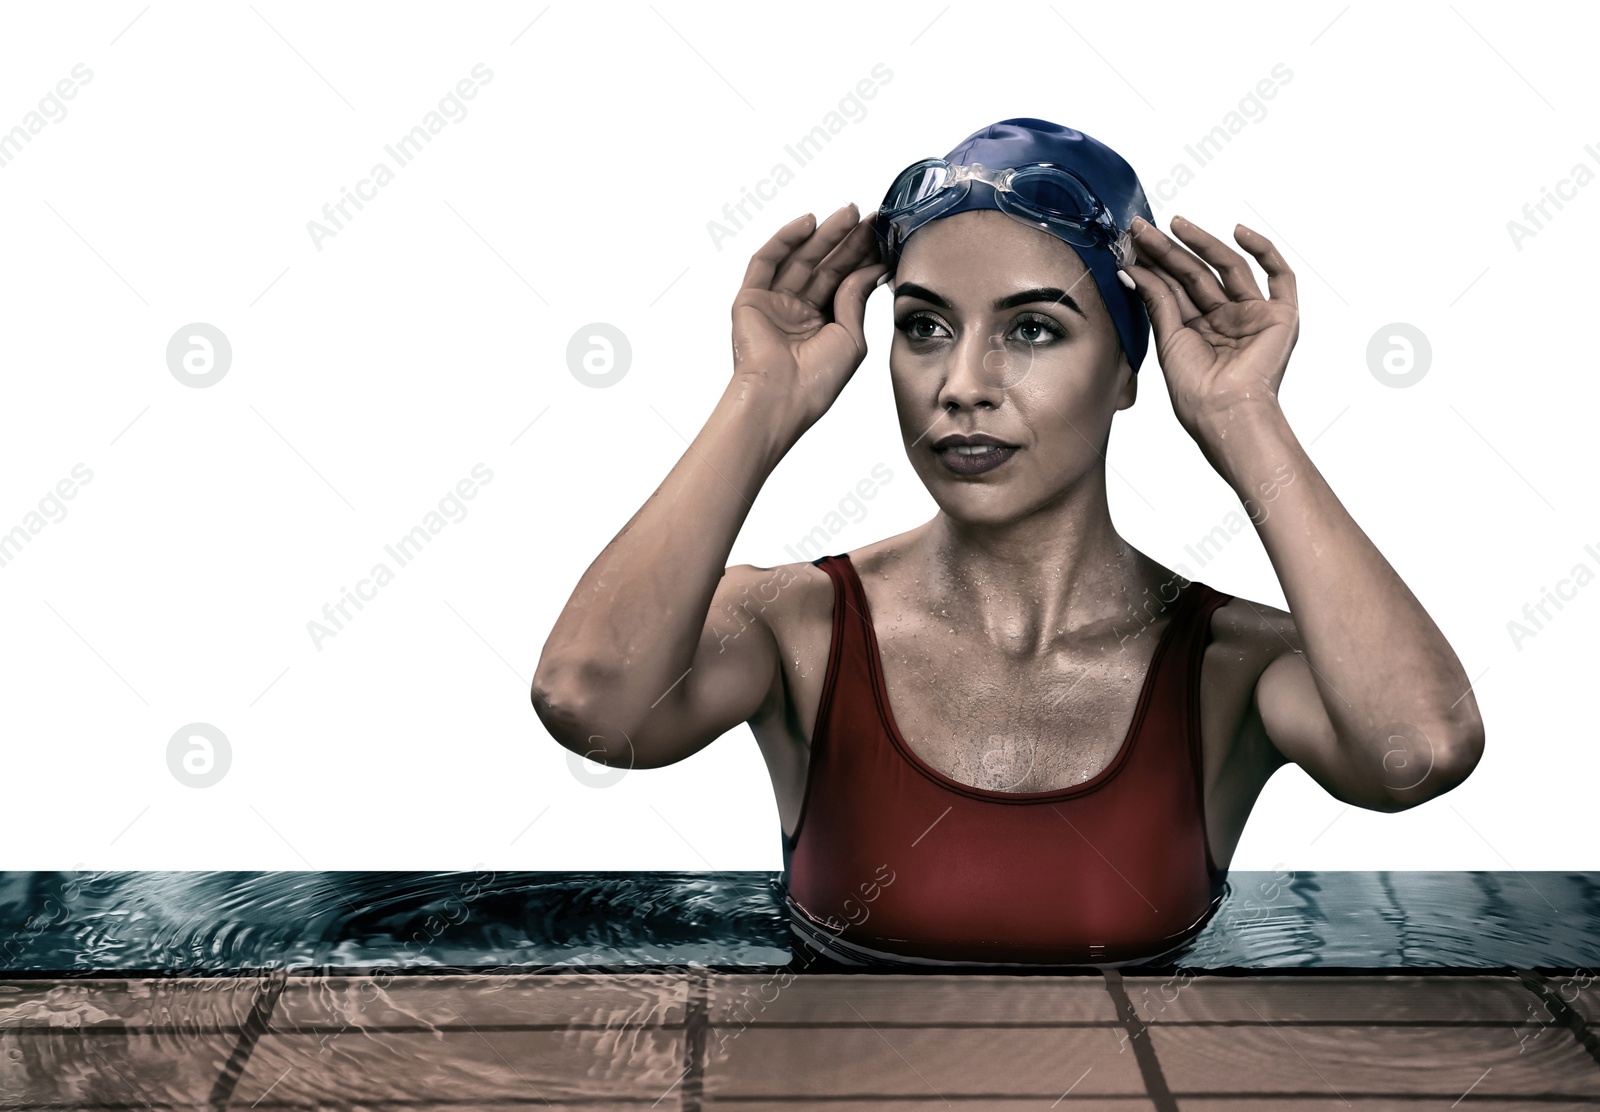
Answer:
[{"xmin": 531, "ymin": 203, "xmax": 887, "ymax": 769}]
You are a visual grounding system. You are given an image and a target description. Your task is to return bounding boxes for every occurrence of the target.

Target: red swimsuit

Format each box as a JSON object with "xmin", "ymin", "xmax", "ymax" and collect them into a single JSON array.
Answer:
[{"xmin": 781, "ymin": 553, "xmax": 1233, "ymax": 967}]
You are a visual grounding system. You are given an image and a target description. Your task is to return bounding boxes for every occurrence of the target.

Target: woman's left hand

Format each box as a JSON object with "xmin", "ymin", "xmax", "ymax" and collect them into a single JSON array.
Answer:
[{"xmin": 1121, "ymin": 215, "xmax": 1299, "ymax": 441}]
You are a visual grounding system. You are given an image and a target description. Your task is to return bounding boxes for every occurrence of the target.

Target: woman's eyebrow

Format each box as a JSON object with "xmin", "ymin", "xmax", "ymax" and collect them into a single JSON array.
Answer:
[{"xmin": 894, "ymin": 282, "xmax": 1085, "ymax": 318}]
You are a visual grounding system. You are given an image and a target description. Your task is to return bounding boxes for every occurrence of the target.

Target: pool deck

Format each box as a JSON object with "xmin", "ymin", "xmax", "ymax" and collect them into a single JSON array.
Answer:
[{"xmin": 2, "ymin": 968, "xmax": 1598, "ymax": 1108}]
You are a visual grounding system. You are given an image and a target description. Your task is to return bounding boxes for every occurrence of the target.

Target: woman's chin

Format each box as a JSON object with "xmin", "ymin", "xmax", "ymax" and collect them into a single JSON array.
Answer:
[
  {"xmin": 924, "ymin": 484, "xmax": 1035, "ymax": 528},
  {"xmin": 916, "ymin": 465, "xmax": 1095, "ymax": 530}
]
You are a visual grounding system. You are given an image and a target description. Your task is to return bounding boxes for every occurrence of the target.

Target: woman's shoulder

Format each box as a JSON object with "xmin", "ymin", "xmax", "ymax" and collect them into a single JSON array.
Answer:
[
  {"xmin": 1205, "ymin": 590, "xmax": 1300, "ymax": 657},
  {"xmin": 836, "ymin": 530, "xmax": 929, "ymax": 587},
  {"xmin": 727, "ymin": 530, "xmax": 923, "ymax": 640},
  {"xmin": 1194, "ymin": 590, "xmax": 1305, "ymax": 739},
  {"xmin": 719, "ymin": 557, "xmax": 834, "ymax": 646},
  {"xmin": 720, "ymin": 558, "xmax": 832, "ymax": 611}
]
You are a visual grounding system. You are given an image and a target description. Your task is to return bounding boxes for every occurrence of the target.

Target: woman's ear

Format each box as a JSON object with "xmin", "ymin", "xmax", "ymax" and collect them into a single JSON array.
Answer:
[{"xmin": 1114, "ymin": 352, "xmax": 1137, "ymax": 411}]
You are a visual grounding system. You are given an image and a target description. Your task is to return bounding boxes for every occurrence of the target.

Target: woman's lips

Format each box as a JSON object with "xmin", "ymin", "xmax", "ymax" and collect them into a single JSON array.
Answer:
[{"xmin": 936, "ymin": 444, "xmax": 1019, "ymax": 475}]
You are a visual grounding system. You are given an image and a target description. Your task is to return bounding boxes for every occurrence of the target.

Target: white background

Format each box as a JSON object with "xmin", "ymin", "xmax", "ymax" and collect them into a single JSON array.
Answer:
[{"xmin": 0, "ymin": 2, "xmax": 1593, "ymax": 872}]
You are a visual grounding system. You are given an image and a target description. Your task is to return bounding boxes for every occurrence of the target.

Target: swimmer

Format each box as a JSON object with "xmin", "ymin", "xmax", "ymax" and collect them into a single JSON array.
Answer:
[{"xmin": 531, "ymin": 118, "xmax": 1485, "ymax": 968}]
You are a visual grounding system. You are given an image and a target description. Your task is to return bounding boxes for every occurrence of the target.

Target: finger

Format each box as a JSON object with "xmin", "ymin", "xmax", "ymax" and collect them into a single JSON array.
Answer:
[
  {"xmin": 772, "ymin": 203, "xmax": 861, "ymax": 294},
  {"xmin": 1131, "ymin": 216, "xmax": 1230, "ymax": 315},
  {"xmin": 802, "ymin": 216, "xmax": 876, "ymax": 299},
  {"xmin": 1121, "ymin": 262, "xmax": 1185, "ymax": 352},
  {"xmin": 799, "ymin": 215, "xmax": 880, "ymax": 309},
  {"xmin": 1138, "ymin": 257, "xmax": 1205, "ymax": 324},
  {"xmin": 1234, "ymin": 224, "xmax": 1298, "ymax": 308},
  {"xmin": 741, "ymin": 212, "xmax": 818, "ymax": 292},
  {"xmin": 1169, "ymin": 215, "xmax": 1265, "ymax": 302},
  {"xmin": 831, "ymin": 261, "xmax": 890, "ymax": 358}
]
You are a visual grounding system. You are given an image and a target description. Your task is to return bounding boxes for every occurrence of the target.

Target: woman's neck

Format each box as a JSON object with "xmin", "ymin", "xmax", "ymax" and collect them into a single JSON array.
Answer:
[{"xmin": 911, "ymin": 481, "xmax": 1170, "ymax": 657}]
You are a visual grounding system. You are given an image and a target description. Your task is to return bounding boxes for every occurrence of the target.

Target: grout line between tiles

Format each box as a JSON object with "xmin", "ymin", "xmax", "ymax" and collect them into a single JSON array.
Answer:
[
  {"xmin": 1513, "ymin": 967, "xmax": 1600, "ymax": 1073},
  {"xmin": 680, "ymin": 967, "xmax": 711, "ymax": 1112},
  {"xmin": 1102, "ymin": 968, "xmax": 1178, "ymax": 1112},
  {"xmin": 208, "ymin": 969, "xmax": 288, "ymax": 1109}
]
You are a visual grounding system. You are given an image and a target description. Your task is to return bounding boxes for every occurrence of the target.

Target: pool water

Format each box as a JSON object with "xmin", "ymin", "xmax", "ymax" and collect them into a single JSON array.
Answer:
[{"xmin": 1, "ymin": 871, "xmax": 1596, "ymax": 973}]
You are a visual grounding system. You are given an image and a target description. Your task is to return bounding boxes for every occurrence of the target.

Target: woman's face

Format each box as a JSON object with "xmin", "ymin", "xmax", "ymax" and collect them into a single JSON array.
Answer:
[{"xmin": 889, "ymin": 209, "xmax": 1136, "ymax": 527}]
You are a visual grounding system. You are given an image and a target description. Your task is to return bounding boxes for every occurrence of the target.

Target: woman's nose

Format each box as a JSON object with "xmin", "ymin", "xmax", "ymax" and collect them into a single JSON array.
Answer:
[{"xmin": 937, "ymin": 330, "xmax": 1027, "ymax": 408}]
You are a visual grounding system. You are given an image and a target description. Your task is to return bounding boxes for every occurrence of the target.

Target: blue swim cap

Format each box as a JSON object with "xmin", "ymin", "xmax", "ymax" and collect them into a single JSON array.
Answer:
[{"xmin": 875, "ymin": 117, "xmax": 1155, "ymax": 373}]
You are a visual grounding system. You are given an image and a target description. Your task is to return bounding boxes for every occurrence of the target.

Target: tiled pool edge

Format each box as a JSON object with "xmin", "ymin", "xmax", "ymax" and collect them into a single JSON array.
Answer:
[{"xmin": 4, "ymin": 970, "xmax": 1599, "ymax": 1107}]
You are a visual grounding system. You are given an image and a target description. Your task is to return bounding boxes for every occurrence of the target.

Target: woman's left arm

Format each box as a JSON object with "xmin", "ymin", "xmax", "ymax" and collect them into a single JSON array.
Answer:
[{"xmin": 1123, "ymin": 214, "xmax": 1485, "ymax": 812}]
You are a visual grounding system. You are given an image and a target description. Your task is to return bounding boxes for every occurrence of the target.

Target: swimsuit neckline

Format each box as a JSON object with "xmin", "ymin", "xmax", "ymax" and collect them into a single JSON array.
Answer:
[{"xmin": 836, "ymin": 550, "xmax": 1202, "ymax": 804}]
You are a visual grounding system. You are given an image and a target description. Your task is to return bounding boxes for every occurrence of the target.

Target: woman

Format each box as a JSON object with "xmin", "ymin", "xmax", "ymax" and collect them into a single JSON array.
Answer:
[{"xmin": 531, "ymin": 118, "xmax": 1485, "ymax": 968}]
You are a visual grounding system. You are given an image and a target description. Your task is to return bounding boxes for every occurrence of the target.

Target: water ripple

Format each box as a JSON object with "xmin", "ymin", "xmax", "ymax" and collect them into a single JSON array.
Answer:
[{"xmin": 0, "ymin": 871, "xmax": 1595, "ymax": 972}]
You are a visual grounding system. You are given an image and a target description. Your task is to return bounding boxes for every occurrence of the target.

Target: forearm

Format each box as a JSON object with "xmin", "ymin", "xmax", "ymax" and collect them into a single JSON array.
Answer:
[
  {"xmin": 532, "ymin": 376, "xmax": 800, "ymax": 731},
  {"xmin": 1198, "ymin": 402, "xmax": 1484, "ymax": 752}
]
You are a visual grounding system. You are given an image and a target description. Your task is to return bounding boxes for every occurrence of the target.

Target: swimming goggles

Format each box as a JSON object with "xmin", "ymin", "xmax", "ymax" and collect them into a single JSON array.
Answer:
[{"xmin": 873, "ymin": 159, "xmax": 1137, "ymax": 269}]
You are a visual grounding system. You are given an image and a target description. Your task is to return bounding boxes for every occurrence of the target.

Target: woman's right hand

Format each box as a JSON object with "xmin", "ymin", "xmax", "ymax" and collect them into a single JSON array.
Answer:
[{"xmin": 730, "ymin": 203, "xmax": 889, "ymax": 436}]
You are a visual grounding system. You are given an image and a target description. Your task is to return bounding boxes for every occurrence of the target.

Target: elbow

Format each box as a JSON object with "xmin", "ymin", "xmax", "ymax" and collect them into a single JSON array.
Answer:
[
  {"xmin": 529, "ymin": 654, "xmax": 613, "ymax": 725},
  {"xmin": 1380, "ymin": 723, "xmax": 1486, "ymax": 810},
  {"xmin": 528, "ymin": 679, "xmax": 590, "ymax": 750},
  {"xmin": 1437, "ymin": 724, "xmax": 1486, "ymax": 791},
  {"xmin": 1428, "ymin": 698, "xmax": 1487, "ymax": 795},
  {"xmin": 530, "ymin": 661, "xmax": 640, "ymax": 767}
]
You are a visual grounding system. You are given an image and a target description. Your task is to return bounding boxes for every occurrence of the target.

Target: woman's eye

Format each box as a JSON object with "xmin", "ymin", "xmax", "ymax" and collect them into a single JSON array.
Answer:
[
  {"xmin": 897, "ymin": 313, "xmax": 946, "ymax": 341},
  {"xmin": 1010, "ymin": 315, "xmax": 1066, "ymax": 345}
]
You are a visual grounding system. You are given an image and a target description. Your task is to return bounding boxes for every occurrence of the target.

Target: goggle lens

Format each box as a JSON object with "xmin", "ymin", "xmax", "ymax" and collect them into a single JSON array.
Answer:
[
  {"xmin": 884, "ymin": 161, "xmax": 951, "ymax": 212},
  {"xmin": 1004, "ymin": 165, "xmax": 1100, "ymax": 222}
]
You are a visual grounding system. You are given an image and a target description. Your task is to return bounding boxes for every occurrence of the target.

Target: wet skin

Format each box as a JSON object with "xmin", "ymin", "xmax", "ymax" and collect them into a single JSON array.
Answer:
[
  {"xmin": 532, "ymin": 201, "xmax": 1485, "ymax": 875},
  {"xmin": 739, "ymin": 208, "xmax": 1294, "ymax": 871}
]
